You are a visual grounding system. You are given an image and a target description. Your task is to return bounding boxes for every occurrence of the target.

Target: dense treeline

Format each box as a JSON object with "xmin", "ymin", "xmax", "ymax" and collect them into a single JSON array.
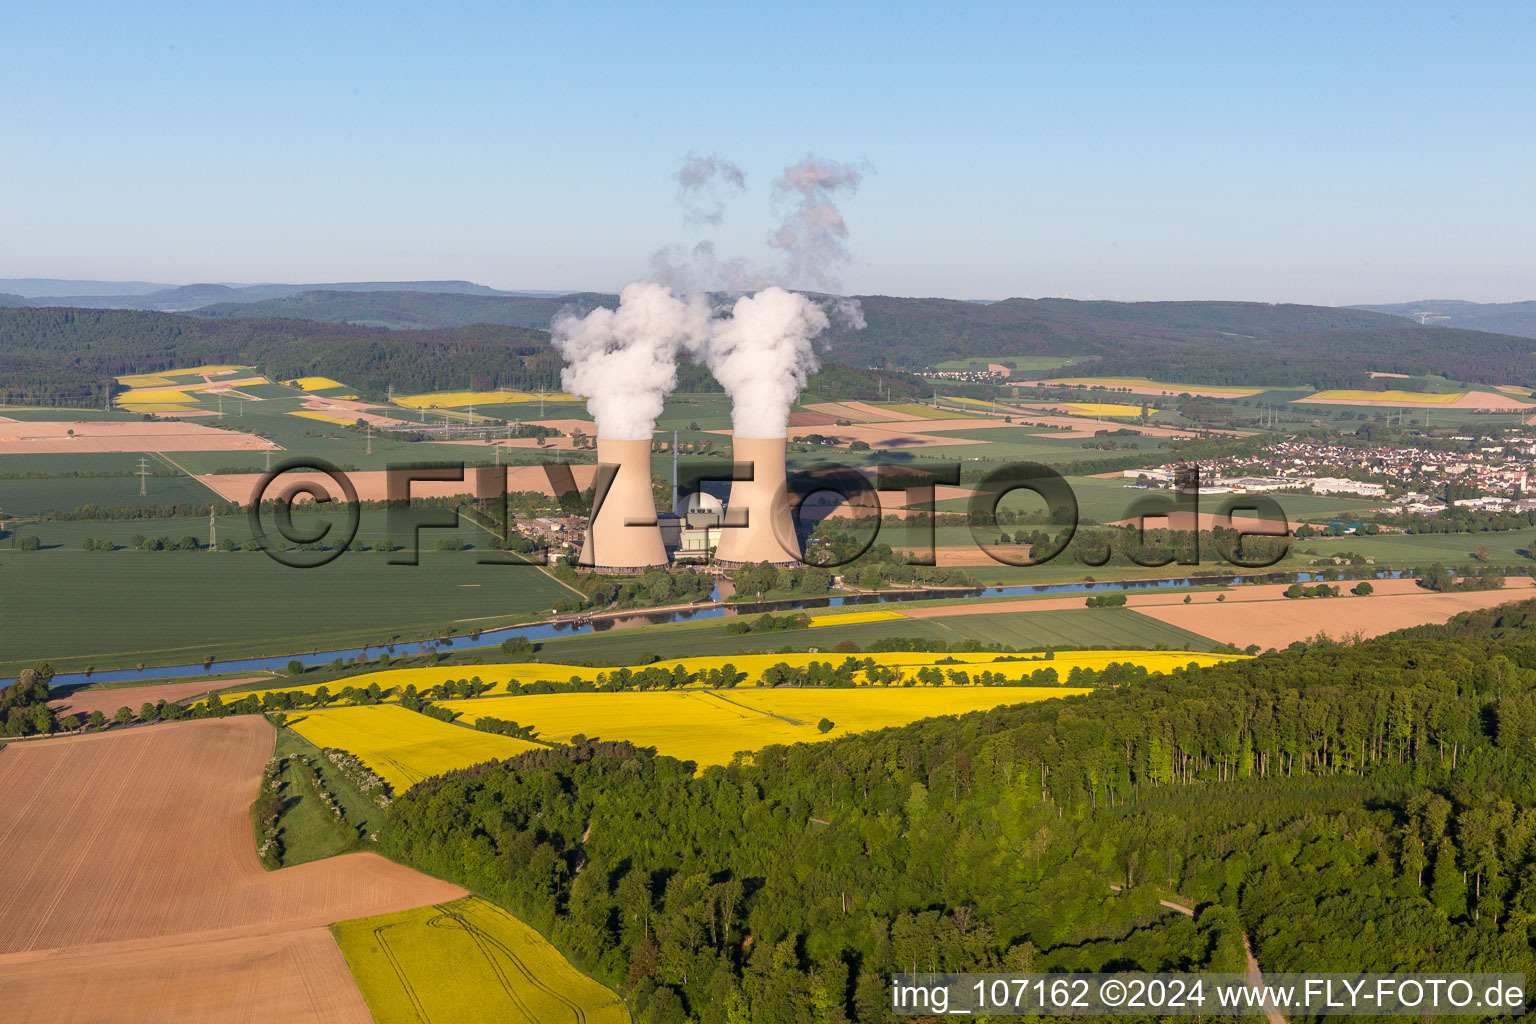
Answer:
[
  {"xmin": 380, "ymin": 609, "xmax": 1536, "ymax": 1022},
  {"xmin": 2, "ymin": 663, "xmax": 59, "ymax": 736}
]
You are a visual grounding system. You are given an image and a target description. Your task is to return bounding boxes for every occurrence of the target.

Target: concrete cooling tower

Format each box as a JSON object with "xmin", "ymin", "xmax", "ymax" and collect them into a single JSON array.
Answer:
[
  {"xmin": 714, "ymin": 436, "xmax": 802, "ymax": 568},
  {"xmin": 579, "ymin": 437, "xmax": 668, "ymax": 572}
]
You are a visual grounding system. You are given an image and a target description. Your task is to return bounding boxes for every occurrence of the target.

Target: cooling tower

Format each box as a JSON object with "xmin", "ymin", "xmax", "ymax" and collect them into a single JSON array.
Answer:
[
  {"xmin": 714, "ymin": 436, "xmax": 801, "ymax": 567},
  {"xmin": 579, "ymin": 437, "xmax": 668, "ymax": 572}
]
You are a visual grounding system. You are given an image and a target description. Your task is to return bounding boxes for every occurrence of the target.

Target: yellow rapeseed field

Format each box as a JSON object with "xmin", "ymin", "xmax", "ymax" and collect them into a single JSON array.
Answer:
[
  {"xmin": 114, "ymin": 387, "xmax": 195, "ymax": 405},
  {"xmin": 286, "ymin": 704, "xmax": 540, "ymax": 792},
  {"xmin": 1304, "ymin": 388, "xmax": 1462, "ymax": 405},
  {"xmin": 880, "ymin": 402, "xmax": 981, "ymax": 419},
  {"xmin": 117, "ymin": 403, "xmax": 198, "ymax": 414},
  {"xmin": 115, "ymin": 364, "xmax": 250, "ymax": 387},
  {"xmin": 284, "ymin": 376, "xmax": 349, "ymax": 391},
  {"xmin": 220, "ymin": 649, "xmax": 1237, "ymax": 707},
  {"xmin": 806, "ymin": 609, "xmax": 908, "ymax": 628},
  {"xmin": 442, "ymin": 685, "xmax": 1092, "ymax": 766},
  {"xmin": 334, "ymin": 896, "xmax": 629, "ymax": 1024},
  {"xmin": 1060, "ymin": 403, "xmax": 1155, "ymax": 418},
  {"xmin": 286, "ymin": 410, "xmax": 358, "ymax": 426},
  {"xmin": 392, "ymin": 389, "xmax": 578, "ymax": 409}
]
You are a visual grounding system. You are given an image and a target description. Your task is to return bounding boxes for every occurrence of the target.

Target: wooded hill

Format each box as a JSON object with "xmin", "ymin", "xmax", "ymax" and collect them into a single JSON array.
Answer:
[
  {"xmin": 0, "ymin": 307, "xmax": 931, "ymax": 407},
  {"xmin": 380, "ymin": 601, "xmax": 1536, "ymax": 1023},
  {"xmin": 8, "ymin": 291, "xmax": 1536, "ymax": 406},
  {"xmin": 189, "ymin": 289, "xmax": 1536, "ymax": 389}
]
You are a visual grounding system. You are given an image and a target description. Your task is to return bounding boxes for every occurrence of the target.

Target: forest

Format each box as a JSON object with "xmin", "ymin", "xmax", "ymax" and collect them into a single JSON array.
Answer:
[
  {"xmin": 0, "ymin": 307, "xmax": 934, "ymax": 406},
  {"xmin": 379, "ymin": 602, "xmax": 1536, "ymax": 1023}
]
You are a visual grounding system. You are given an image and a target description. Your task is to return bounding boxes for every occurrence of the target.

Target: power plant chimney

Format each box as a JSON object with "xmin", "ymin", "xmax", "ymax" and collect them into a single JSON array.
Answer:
[
  {"xmin": 580, "ymin": 437, "xmax": 668, "ymax": 572},
  {"xmin": 714, "ymin": 436, "xmax": 801, "ymax": 567}
]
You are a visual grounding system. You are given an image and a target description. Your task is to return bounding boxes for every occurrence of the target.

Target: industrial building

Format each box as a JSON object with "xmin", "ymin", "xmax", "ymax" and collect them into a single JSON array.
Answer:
[{"xmin": 573, "ymin": 434, "xmax": 801, "ymax": 571}]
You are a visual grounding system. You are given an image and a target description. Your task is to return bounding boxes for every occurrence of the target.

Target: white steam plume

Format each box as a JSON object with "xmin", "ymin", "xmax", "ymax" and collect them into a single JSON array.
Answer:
[
  {"xmin": 551, "ymin": 282, "xmax": 712, "ymax": 440},
  {"xmin": 769, "ymin": 154, "xmax": 869, "ymax": 292},
  {"xmin": 704, "ymin": 287, "xmax": 830, "ymax": 438},
  {"xmin": 675, "ymin": 154, "xmax": 746, "ymax": 226}
]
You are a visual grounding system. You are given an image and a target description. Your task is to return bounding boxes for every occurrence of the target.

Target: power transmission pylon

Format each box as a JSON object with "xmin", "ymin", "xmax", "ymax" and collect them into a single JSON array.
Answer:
[
  {"xmin": 138, "ymin": 457, "xmax": 150, "ymax": 496},
  {"xmin": 366, "ymin": 421, "xmax": 373, "ymax": 455},
  {"xmin": 209, "ymin": 507, "xmax": 217, "ymax": 552}
]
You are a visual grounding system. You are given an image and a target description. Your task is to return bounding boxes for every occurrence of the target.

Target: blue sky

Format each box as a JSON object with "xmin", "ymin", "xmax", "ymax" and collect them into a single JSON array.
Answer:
[{"xmin": 3, "ymin": 1, "xmax": 1532, "ymax": 303}]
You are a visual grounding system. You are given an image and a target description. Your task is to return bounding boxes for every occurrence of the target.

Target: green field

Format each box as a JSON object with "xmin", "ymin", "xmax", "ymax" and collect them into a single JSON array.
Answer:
[
  {"xmin": 0, "ymin": 548, "xmax": 579, "ymax": 674},
  {"xmin": 932, "ymin": 355, "xmax": 1082, "ymax": 372},
  {"xmin": 268, "ymin": 725, "xmax": 386, "ymax": 866},
  {"xmin": 1301, "ymin": 529, "xmax": 1536, "ymax": 567},
  {"xmin": 527, "ymin": 605, "xmax": 1219, "ymax": 666}
]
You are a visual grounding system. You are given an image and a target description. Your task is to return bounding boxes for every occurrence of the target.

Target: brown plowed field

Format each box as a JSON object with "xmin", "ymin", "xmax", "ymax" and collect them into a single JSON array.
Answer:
[
  {"xmin": 47, "ymin": 676, "xmax": 272, "ymax": 720},
  {"xmin": 0, "ymin": 420, "xmax": 279, "ymax": 454},
  {"xmin": 0, "ymin": 928, "xmax": 371, "ymax": 1023},
  {"xmin": 903, "ymin": 577, "xmax": 1536, "ymax": 649},
  {"xmin": 1135, "ymin": 578, "xmax": 1536, "ymax": 649},
  {"xmin": 0, "ymin": 717, "xmax": 464, "ymax": 1022},
  {"xmin": 197, "ymin": 463, "xmax": 598, "ymax": 502}
]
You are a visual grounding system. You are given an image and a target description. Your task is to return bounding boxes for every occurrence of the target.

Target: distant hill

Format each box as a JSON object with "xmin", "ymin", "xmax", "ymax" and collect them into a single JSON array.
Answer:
[
  {"xmin": 167, "ymin": 290, "xmax": 1536, "ymax": 390},
  {"xmin": 196, "ymin": 289, "xmax": 612, "ymax": 330},
  {"xmin": 815, "ymin": 296, "xmax": 1536, "ymax": 388},
  {"xmin": 0, "ymin": 306, "xmax": 931, "ymax": 408},
  {"xmin": 1351, "ymin": 299, "xmax": 1536, "ymax": 340},
  {"xmin": 11, "ymin": 287, "xmax": 1536, "ymax": 395},
  {"xmin": 0, "ymin": 278, "xmax": 173, "ymax": 298},
  {"xmin": 5, "ymin": 279, "xmax": 528, "ymax": 311}
]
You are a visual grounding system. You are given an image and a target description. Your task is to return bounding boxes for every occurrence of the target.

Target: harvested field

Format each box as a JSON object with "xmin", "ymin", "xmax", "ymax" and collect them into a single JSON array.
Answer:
[
  {"xmin": 788, "ymin": 408, "xmax": 840, "ymax": 426},
  {"xmin": 0, "ymin": 420, "xmax": 279, "ymax": 454},
  {"xmin": 529, "ymin": 417, "xmax": 598, "ymax": 436},
  {"xmin": 1134, "ymin": 577, "xmax": 1536, "ymax": 648},
  {"xmin": 1013, "ymin": 406, "xmax": 1223, "ymax": 438},
  {"xmin": 801, "ymin": 401, "xmax": 910, "ymax": 422},
  {"xmin": 47, "ymin": 675, "xmax": 272, "ymax": 719},
  {"xmin": 197, "ymin": 464, "xmax": 598, "ymax": 502},
  {"xmin": 299, "ymin": 396, "xmax": 414, "ymax": 427},
  {"xmin": 0, "ymin": 928, "xmax": 372, "ymax": 1024},
  {"xmin": 905, "ymin": 577, "xmax": 1536, "ymax": 649},
  {"xmin": 1294, "ymin": 389, "xmax": 1530, "ymax": 410},
  {"xmin": 0, "ymin": 717, "xmax": 465, "ymax": 1022}
]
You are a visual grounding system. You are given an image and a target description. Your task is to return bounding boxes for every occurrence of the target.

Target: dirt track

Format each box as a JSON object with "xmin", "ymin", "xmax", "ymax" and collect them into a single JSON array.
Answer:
[{"xmin": 0, "ymin": 717, "xmax": 465, "ymax": 1022}]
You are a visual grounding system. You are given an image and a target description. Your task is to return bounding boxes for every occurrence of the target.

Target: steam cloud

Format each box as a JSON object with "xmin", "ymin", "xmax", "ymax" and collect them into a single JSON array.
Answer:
[
  {"xmin": 674, "ymin": 154, "xmax": 746, "ymax": 226},
  {"xmin": 769, "ymin": 155, "xmax": 867, "ymax": 292},
  {"xmin": 705, "ymin": 287, "xmax": 830, "ymax": 438},
  {"xmin": 553, "ymin": 152, "xmax": 866, "ymax": 441},
  {"xmin": 551, "ymin": 282, "xmax": 712, "ymax": 440}
]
